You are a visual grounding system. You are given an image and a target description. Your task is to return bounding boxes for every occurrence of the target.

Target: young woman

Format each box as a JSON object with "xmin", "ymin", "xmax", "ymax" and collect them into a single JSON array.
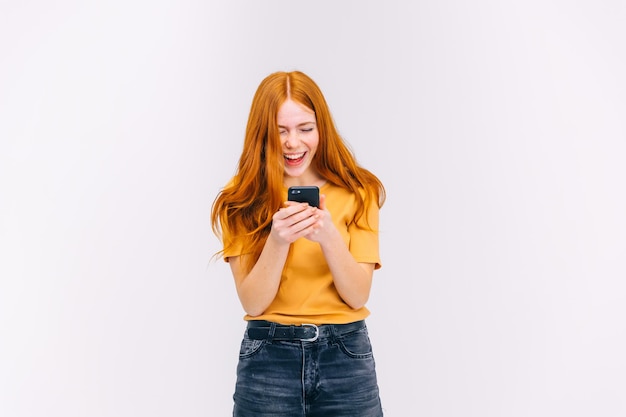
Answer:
[{"xmin": 211, "ymin": 70, "xmax": 386, "ymax": 417}]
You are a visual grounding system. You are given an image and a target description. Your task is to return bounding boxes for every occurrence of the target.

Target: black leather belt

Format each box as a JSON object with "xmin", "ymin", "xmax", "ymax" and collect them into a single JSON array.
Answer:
[{"xmin": 246, "ymin": 320, "xmax": 366, "ymax": 342}]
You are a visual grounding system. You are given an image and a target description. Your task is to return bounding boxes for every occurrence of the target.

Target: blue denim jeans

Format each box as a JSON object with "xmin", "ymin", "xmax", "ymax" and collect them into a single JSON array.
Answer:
[{"xmin": 233, "ymin": 320, "xmax": 383, "ymax": 417}]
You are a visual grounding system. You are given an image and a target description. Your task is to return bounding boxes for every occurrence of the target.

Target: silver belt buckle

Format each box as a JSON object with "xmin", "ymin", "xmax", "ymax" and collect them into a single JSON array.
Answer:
[{"xmin": 301, "ymin": 324, "xmax": 319, "ymax": 342}]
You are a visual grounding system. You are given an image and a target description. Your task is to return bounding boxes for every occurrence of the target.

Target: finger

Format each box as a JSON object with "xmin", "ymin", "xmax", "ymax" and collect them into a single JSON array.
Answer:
[
  {"xmin": 277, "ymin": 202, "xmax": 308, "ymax": 218},
  {"xmin": 290, "ymin": 209, "xmax": 318, "ymax": 229},
  {"xmin": 290, "ymin": 211, "xmax": 319, "ymax": 233},
  {"xmin": 284, "ymin": 200, "xmax": 310, "ymax": 206}
]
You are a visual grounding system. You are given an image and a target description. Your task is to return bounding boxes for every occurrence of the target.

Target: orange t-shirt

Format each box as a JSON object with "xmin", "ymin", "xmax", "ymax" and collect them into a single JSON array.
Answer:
[{"xmin": 222, "ymin": 182, "xmax": 381, "ymax": 325}]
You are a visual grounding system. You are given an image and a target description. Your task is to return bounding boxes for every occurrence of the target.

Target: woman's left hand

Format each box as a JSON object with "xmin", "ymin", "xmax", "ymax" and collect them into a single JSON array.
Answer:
[{"xmin": 303, "ymin": 194, "xmax": 336, "ymax": 243}]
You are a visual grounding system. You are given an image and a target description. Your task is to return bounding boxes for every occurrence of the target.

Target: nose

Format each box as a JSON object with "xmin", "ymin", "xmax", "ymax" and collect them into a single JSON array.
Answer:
[{"xmin": 283, "ymin": 131, "xmax": 298, "ymax": 149}]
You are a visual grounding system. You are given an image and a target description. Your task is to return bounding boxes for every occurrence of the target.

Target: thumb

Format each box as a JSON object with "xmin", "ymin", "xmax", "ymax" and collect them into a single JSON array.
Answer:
[{"xmin": 319, "ymin": 194, "xmax": 326, "ymax": 210}]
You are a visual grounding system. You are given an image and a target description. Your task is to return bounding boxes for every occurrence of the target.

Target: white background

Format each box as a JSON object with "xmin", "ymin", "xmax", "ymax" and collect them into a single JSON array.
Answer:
[{"xmin": 1, "ymin": 1, "xmax": 625, "ymax": 416}]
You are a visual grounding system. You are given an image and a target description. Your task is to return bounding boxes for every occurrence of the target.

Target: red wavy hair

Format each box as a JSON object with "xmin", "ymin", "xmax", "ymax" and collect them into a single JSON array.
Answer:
[{"xmin": 211, "ymin": 71, "xmax": 385, "ymax": 272}]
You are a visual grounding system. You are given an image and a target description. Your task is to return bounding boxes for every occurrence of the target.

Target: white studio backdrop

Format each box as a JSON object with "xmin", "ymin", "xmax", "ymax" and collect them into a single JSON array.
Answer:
[{"xmin": 1, "ymin": 1, "xmax": 625, "ymax": 416}]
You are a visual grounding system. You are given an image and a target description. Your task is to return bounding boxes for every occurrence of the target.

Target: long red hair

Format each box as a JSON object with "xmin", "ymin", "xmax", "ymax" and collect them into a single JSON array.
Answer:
[{"xmin": 211, "ymin": 71, "xmax": 385, "ymax": 272}]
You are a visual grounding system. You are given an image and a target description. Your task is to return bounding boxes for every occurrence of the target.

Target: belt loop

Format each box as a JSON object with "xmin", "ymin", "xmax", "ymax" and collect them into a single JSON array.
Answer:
[
  {"xmin": 268, "ymin": 322, "xmax": 277, "ymax": 340},
  {"xmin": 329, "ymin": 323, "xmax": 338, "ymax": 341}
]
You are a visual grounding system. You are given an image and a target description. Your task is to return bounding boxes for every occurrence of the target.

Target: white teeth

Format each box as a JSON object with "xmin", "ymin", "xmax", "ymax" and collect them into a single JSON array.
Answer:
[{"xmin": 284, "ymin": 152, "xmax": 305, "ymax": 160}]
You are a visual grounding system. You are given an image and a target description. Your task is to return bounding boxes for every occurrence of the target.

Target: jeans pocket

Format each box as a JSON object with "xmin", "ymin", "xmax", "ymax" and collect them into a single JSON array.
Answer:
[
  {"xmin": 337, "ymin": 327, "xmax": 374, "ymax": 359},
  {"xmin": 239, "ymin": 335, "xmax": 265, "ymax": 359}
]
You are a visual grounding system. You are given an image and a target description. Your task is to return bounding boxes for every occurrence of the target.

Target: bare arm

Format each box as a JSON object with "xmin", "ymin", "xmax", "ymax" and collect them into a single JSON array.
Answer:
[
  {"xmin": 304, "ymin": 194, "xmax": 375, "ymax": 309},
  {"xmin": 229, "ymin": 202, "xmax": 319, "ymax": 317}
]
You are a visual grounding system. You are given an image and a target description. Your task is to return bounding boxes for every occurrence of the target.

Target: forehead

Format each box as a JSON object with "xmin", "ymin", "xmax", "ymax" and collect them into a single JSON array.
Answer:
[{"xmin": 277, "ymin": 99, "xmax": 316, "ymax": 124}]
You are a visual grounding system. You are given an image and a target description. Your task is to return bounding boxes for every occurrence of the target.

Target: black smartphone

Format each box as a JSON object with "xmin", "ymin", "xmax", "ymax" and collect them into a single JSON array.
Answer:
[{"xmin": 287, "ymin": 186, "xmax": 319, "ymax": 208}]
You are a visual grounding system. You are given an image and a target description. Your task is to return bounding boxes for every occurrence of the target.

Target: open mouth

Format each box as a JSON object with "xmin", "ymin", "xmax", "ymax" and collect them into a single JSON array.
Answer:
[{"xmin": 284, "ymin": 152, "xmax": 306, "ymax": 166}]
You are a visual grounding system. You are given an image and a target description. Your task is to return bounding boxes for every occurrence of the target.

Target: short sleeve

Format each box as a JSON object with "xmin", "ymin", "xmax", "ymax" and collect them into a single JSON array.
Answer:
[
  {"xmin": 348, "ymin": 197, "xmax": 381, "ymax": 270},
  {"xmin": 220, "ymin": 220, "xmax": 246, "ymax": 263}
]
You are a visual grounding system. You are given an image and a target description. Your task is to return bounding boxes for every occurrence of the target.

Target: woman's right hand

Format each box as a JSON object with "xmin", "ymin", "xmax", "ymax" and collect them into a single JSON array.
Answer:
[{"xmin": 270, "ymin": 202, "xmax": 319, "ymax": 244}]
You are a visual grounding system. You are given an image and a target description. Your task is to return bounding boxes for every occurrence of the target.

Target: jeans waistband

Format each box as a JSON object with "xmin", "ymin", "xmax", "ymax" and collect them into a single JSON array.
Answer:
[{"xmin": 246, "ymin": 320, "xmax": 366, "ymax": 342}]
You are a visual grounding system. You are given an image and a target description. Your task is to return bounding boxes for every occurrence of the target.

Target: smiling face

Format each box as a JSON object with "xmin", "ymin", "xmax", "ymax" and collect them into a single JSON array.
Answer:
[{"xmin": 277, "ymin": 99, "xmax": 323, "ymax": 186}]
